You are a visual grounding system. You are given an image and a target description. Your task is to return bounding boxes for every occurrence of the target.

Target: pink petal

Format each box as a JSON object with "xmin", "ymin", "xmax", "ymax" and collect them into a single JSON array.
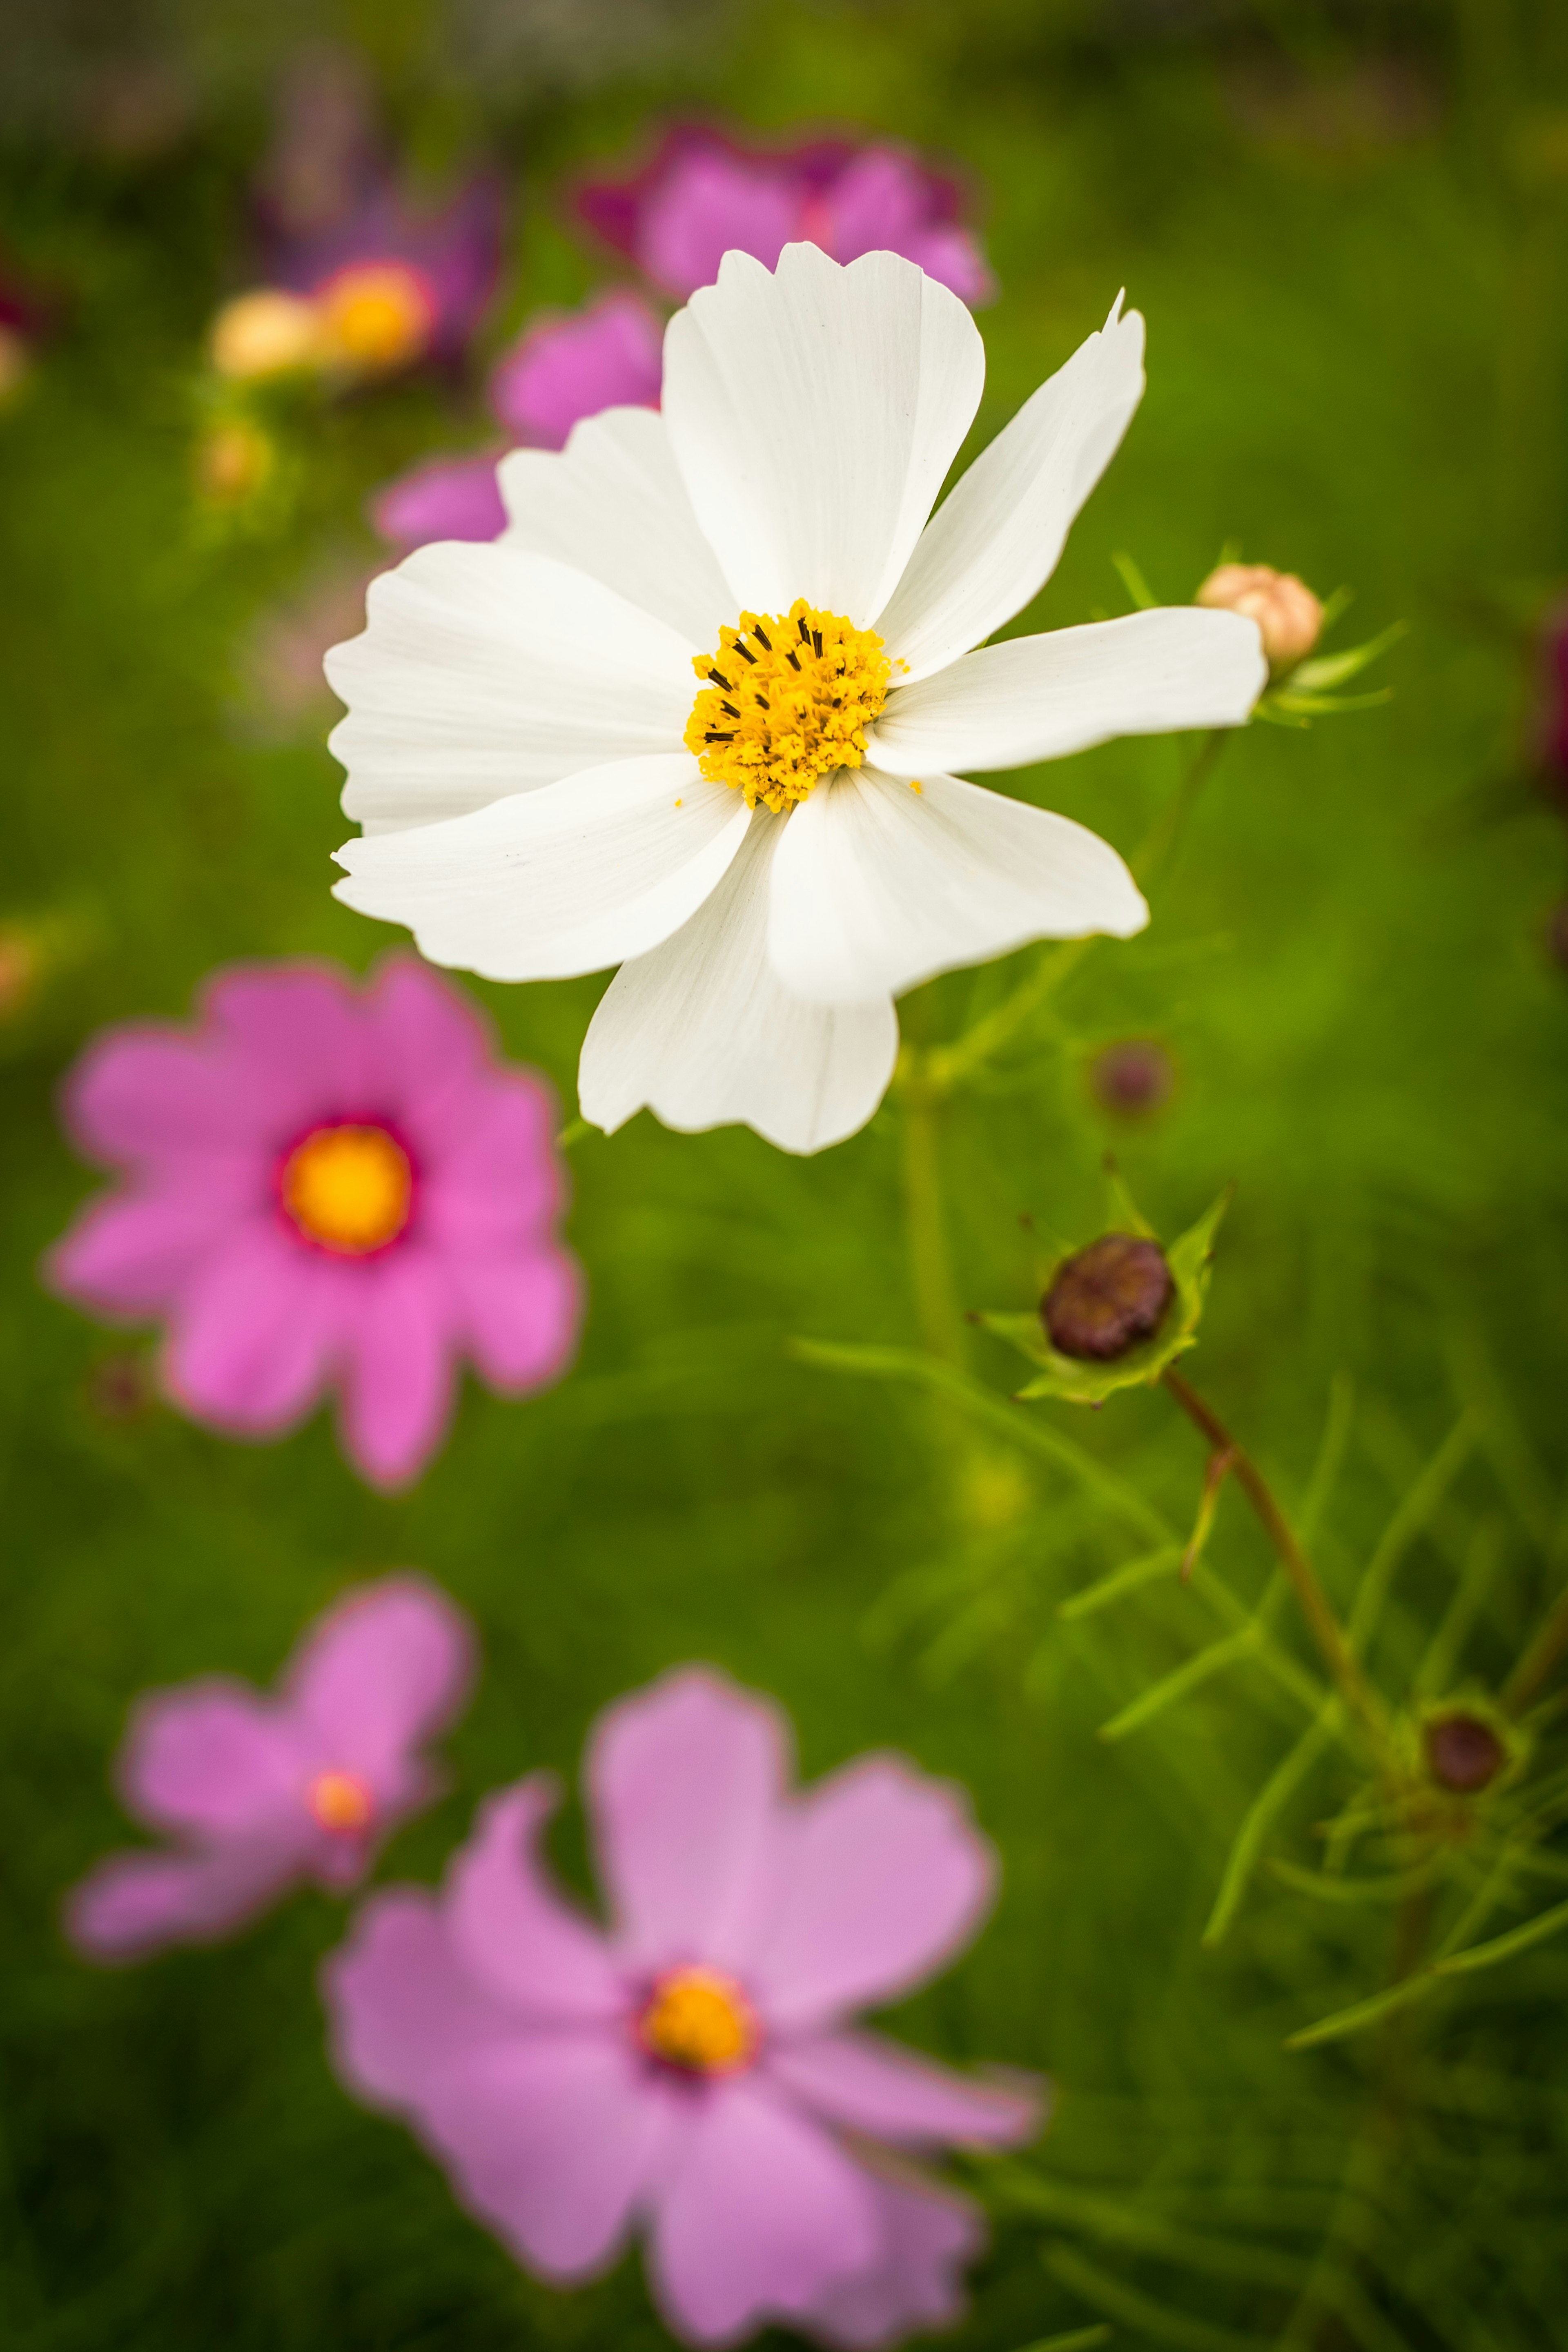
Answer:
[
  {"xmin": 65, "ymin": 1843, "xmax": 301, "ymax": 1962},
  {"xmin": 324, "ymin": 1887, "xmax": 522, "ymax": 2111},
  {"xmin": 821, "ymin": 148, "xmax": 927, "ymax": 256},
  {"xmin": 45, "ymin": 1186, "xmax": 245, "ymax": 1320},
  {"xmin": 58, "ymin": 1026, "xmax": 274, "ymax": 1167},
  {"xmin": 587, "ymin": 1667, "xmax": 789, "ymax": 1971},
  {"xmin": 488, "ymin": 292, "xmax": 664, "ymax": 450},
  {"xmin": 748, "ymin": 1757, "xmax": 996, "ymax": 2030},
  {"xmin": 766, "ymin": 2028, "xmax": 1042, "ymax": 2150},
  {"xmin": 287, "ymin": 1574, "xmax": 477, "ymax": 1795},
  {"xmin": 119, "ymin": 1679, "xmax": 301, "ymax": 1839},
  {"xmin": 361, "ymin": 954, "xmax": 494, "ymax": 1131},
  {"xmin": 372, "ymin": 453, "xmax": 508, "ymax": 551},
  {"xmin": 336, "ymin": 1251, "xmax": 457, "ymax": 1488},
  {"xmin": 447, "ymin": 1248, "xmax": 581, "ymax": 1393},
  {"xmin": 649, "ymin": 2079, "xmax": 880, "ymax": 2343},
  {"xmin": 446, "ymin": 1777, "xmax": 623, "ymax": 2021},
  {"xmin": 165, "ymin": 1223, "xmax": 340, "ymax": 1434},
  {"xmin": 805, "ymin": 2168, "xmax": 985, "ymax": 2350},
  {"xmin": 637, "ymin": 154, "xmax": 799, "ymax": 299},
  {"xmin": 901, "ymin": 224, "xmax": 994, "ymax": 305},
  {"xmin": 414, "ymin": 1074, "xmax": 564, "ymax": 1251},
  {"xmin": 202, "ymin": 963, "xmax": 374, "ymax": 1133}
]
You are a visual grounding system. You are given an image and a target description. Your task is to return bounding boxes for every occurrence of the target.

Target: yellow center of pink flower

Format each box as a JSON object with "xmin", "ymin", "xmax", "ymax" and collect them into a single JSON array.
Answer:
[
  {"xmin": 685, "ymin": 601, "xmax": 893, "ymax": 813},
  {"xmin": 316, "ymin": 262, "xmax": 436, "ymax": 372},
  {"xmin": 307, "ymin": 1770, "xmax": 374, "ymax": 1832},
  {"xmin": 281, "ymin": 1124, "xmax": 412, "ymax": 1255},
  {"xmin": 637, "ymin": 1966, "xmax": 759, "ymax": 2075}
]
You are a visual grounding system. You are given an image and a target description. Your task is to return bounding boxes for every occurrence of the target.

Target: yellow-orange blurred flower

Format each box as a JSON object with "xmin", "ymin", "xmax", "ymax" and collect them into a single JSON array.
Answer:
[
  {"xmin": 210, "ymin": 288, "xmax": 321, "ymax": 380},
  {"xmin": 1196, "ymin": 561, "xmax": 1323, "ymax": 671},
  {"xmin": 314, "ymin": 261, "xmax": 435, "ymax": 374}
]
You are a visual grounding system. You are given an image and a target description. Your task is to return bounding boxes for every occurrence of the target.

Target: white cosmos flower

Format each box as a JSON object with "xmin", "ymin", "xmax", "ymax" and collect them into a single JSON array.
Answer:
[{"xmin": 328, "ymin": 244, "xmax": 1265, "ymax": 1155}]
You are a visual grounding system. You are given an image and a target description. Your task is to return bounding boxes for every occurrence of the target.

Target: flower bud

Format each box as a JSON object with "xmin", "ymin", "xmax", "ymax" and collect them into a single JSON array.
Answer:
[
  {"xmin": 1090, "ymin": 1038, "xmax": 1174, "ymax": 1118},
  {"xmin": 196, "ymin": 417, "xmax": 276, "ymax": 503},
  {"xmin": 1196, "ymin": 562, "xmax": 1323, "ymax": 671},
  {"xmin": 1424, "ymin": 1711, "xmax": 1506, "ymax": 1795},
  {"xmin": 1043, "ymin": 1233, "xmax": 1173, "ymax": 1362},
  {"xmin": 210, "ymin": 288, "xmax": 321, "ymax": 380}
]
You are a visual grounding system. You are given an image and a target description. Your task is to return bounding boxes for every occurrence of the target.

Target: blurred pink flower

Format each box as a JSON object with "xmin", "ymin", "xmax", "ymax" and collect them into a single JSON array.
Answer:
[
  {"xmin": 45, "ymin": 956, "xmax": 581, "ymax": 1489},
  {"xmin": 324, "ymin": 1666, "xmax": 1041, "ymax": 2346},
  {"xmin": 578, "ymin": 126, "xmax": 993, "ymax": 305},
  {"xmin": 371, "ymin": 452, "xmax": 508, "ymax": 552},
  {"xmin": 270, "ymin": 170, "xmax": 504, "ymax": 365},
  {"xmin": 67, "ymin": 1575, "xmax": 475, "ymax": 1962}
]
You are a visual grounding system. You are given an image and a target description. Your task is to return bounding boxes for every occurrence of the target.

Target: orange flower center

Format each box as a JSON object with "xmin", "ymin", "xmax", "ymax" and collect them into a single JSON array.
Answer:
[
  {"xmin": 316, "ymin": 261, "xmax": 436, "ymax": 371},
  {"xmin": 637, "ymin": 1966, "xmax": 759, "ymax": 2076},
  {"xmin": 307, "ymin": 1770, "xmax": 374, "ymax": 1832},
  {"xmin": 280, "ymin": 1124, "xmax": 412, "ymax": 1255}
]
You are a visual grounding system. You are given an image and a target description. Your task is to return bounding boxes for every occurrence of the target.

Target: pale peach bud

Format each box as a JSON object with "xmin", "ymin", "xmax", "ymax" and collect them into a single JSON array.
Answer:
[
  {"xmin": 209, "ymin": 288, "xmax": 321, "ymax": 380},
  {"xmin": 1196, "ymin": 561, "xmax": 1323, "ymax": 670}
]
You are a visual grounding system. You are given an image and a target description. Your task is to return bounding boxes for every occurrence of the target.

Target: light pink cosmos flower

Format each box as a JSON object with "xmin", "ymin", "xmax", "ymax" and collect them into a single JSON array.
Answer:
[
  {"xmin": 578, "ymin": 126, "xmax": 993, "ymax": 306},
  {"xmin": 324, "ymin": 1666, "xmax": 1042, "ymax": 2347},
  {"xmin": 44, "ymin": 955, "xmax": 580, "ymax": 1490},
  {"xmin": 67, "ymin": 1575, "xmax": 475, "ymax": 1962}
]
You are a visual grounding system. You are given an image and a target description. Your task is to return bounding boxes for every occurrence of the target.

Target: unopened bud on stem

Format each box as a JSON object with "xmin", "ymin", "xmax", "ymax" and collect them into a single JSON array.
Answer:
[
  {"xmin": 1043, "ymin": 1233, "xmax": 1173, "ymax": 1362},
  {"xmin": 1197, "ymin": 562, "xmax": 1323, "ymax": 671},
  {"xmin": 1424, "ymin": 1711, "xmax": 1507, "ymax": 1794}
]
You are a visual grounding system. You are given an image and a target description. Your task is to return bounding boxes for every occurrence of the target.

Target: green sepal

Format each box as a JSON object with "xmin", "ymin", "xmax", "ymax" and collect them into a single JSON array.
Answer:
[{"xmin": 974, "ymin": 1179, "xmax": 1232, "ymax": 1407}]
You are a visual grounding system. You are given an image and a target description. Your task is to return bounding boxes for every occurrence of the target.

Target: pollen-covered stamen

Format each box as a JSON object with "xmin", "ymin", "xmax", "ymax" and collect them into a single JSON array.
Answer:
[
  {"xmin": 280, "ymin": 1123, "xmax": 412, "ymax": 1256},
  {"xmin": 685, "ymin": 599, "xmax": 895, "ymax": 813},
  {"xmin": 637, "ymin": 1964, "xmax": 760, "ymax": 2076}
]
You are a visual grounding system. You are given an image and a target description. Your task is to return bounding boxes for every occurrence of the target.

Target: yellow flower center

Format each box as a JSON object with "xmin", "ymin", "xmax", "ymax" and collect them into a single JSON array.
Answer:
[
  {"xmin": 685, "ymin": 601, "xmax": 894, "ymax": 813},
  {"xmin": 316, "ymin": 262, "xmax": 436, "ymax": 372},
  {"xmin": 307, "ymin": 1770, "xmax": 374, "ymax": 1832},
  {"xmin": 637, "ymin": 1965, "xmax": 760, "ymax": 2075},
  {"xmin": 280, "ymin": 1124, "xmax": 412, "ymax": 1256}
]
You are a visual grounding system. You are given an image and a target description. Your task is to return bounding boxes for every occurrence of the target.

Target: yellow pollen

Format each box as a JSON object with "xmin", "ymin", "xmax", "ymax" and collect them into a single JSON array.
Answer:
[
  {"xmin": 281, "ymin": 1124, "xmax": 412, "ymax": 1255},
  {"xmin": 308, "ymin": 1770, "xmax": 374, "ymax": 1832},
  {"xmin": 685, "ymin": 600, "xmax": 893, "ymax": 813},
  {"xmin": 638, "ymin": 1966, "xmax": 759, "ymax": 2075},
  {"xmin": 316, "ymin": 262, "xmax": 435, "ymax": 372}
]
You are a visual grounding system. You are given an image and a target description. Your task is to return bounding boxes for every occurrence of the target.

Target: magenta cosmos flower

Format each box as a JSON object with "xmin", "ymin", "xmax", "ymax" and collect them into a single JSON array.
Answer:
[
  {"xmin": 372, "ymin": 291, "xmax": 664, "ymax": 552},
  {"xmin": 67, "ymin": 1575, "xmax": 475, "ymax": 1962},
  {"xmin": 44, "ymin": 955, "xmax": 580, "ymax": 1489},
  {"xmin": 262, "ymin": 169, "xmax": 503, "ymax": 376},
  {"xmin": 578, "ymin": 126, "xmax": 992, "ymax": 307},
  {"xmin": 325, "ymin": 1666, "xmax": 1041, "ymax": 2346}
]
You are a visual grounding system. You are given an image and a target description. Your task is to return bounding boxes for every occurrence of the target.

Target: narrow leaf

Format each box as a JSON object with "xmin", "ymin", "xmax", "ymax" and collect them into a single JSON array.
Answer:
[
  {"xmin": 1060, "ymin": 1546, "xmax": 1183, "ymax": 1620},
  {"xmin": 1204, "ymin": 1706, "xmax": 1341, "ymax": 1945},
  {"xmin": 1100, "ymin": 1628, "xmax": 1258, "ymax": 1742},
  {"xmin": 1041, "ymin": 2246, "xmax": 1274, "ymax": 2352},
  {"xmin": 1435, "ymin": 1892, "xmax": 1568, "ymax": 1977}
]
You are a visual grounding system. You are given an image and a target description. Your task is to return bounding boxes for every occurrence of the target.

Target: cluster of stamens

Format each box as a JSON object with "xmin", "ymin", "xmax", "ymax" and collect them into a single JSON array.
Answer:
[{"xmin": 684, "ymin": 600, "xmax": 894, "ymax": 813}]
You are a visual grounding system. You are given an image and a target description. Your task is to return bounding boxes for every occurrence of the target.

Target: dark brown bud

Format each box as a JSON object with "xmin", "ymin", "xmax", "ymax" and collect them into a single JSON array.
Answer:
[
  {"xmin": 1043, "ymin": 1234, "xmax": 1173, "ymax": 1362},
  {"xmin": 1424, "ymin": 1712, "xmax": 1506, "ymax": 1795},
  {"xmin": 1090, "ymin": 1039, "xmax": 1174, "ymax": 1118}
]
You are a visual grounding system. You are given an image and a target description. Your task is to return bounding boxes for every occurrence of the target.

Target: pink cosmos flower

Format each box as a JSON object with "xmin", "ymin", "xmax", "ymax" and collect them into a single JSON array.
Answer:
[
  {"xmin": 577, "ymin": 126, "xmax": 993, "ymax": 306},
  {"xmin": 67, "ymin": 1575, "xmax": 475, "ymax": 1963},
  {"xmin": 269, "ymin": 170, "xmax": 505, "ymax": 370},
  {"xmin": 372, "ymin": 451, "xmax": 509, "ymax": 552},
  {"xmin": 324, "ymin": 1666, "xmax": 1042, "ymax": 2346},
  {"xmin": 44, "ymin": 955, "xmax": 580, "ymax": 1490}
]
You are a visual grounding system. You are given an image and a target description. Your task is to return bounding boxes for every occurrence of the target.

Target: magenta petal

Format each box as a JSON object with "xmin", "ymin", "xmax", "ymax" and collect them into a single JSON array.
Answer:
[
  {"xmin": 336, "ymin": 1254, "xmax": 456, "ymax": 1488},
  {"xmin": 447, "ymin": 1249, "xmax": 581, "ymax": 1394},
  {"xmin": 203, "ymin": 964, "xmax": 374, "ymax": 1130},
  {"xmin": 637, "ymin": 154, "xmax": 799, "ymax": 298},
  {"xmin": 65, "ymin": 1843, "xmax": 300, "ymax": 1962},
  {"xmin": 650, "ymin": 2080, "xmax": 880, "ymax": 2343},
  {"xmin": 45, "ymin": 1187, "xmax": 244, "ymax": 1320},
  {"xmin": 765, "ymin": 2028, "xmax": 1041, "ymax": 2150},
  {"xmin": 59, "ymin": 1027, "xmax": 272, "ymax": 1166},
  {"xmin": 821, "ymin": 148, "xmax": 927, "ymax": 255},
  {"xmin": 805, "ymin": 2170, "xmax": 985, "ymax": 2350},
  {"xmin": 325, "ymin": 1887, "xmax": 526, "ymax": 2109},
  {"xmin": 121, "ymin": 1679, "xmax": 300, "ymax": 1838},
  {"xmin": 749, "ymin": 1757, "xmax": 996, "ymax": 2029},
  {"xmin": 362, "ymin": 954, "xmax": 492, "ymax": 1128},
  {"xmin": 488, "ymin": 291, "xmax": 664, "ymax": 450},
  {"xmin": 415, "ymin": 1075, "xmax": 563, "ymax": 1248},
  {"xmin": 588, "ymin": 1667, "xmax": 788, "ymax": 1971},
  {"xmin": 288, "ymin": 1575, "xmax": 476, "ymax": 1794},
  {"xmin": 165, "ymin": 1224, "xmax": 339, "ymax": 1434},
  {"xmin": 446, "ymin": 1778, "xmax": 623, "ymax": 2021},
  {"xmin": 371, "ymin": 454, "xmax": 507, "ymax": 551},
  {"xmin": 900, "ymin": 223, "xmax": 994, "ymax": 305}
]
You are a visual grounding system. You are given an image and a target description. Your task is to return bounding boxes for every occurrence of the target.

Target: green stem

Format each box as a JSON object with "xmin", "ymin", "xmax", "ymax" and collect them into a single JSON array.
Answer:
[
  {"xmin": 1162, "ymin": 1369, "xmax": 1386, "ymax": 1741},
  {"xmin": 1504, "ymin": 1578, "xmax": 1568, "ymax": 1715}
]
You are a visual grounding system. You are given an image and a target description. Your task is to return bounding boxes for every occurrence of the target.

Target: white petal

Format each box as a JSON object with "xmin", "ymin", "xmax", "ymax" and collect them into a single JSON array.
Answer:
[
  {"xmin": 767, "ymin": 765, "xmax": 1146, "ymax": 1007},
  {"xmin": 579, "ymin": 810, "xmax": 899, "ymax": 1155},
  {"xmin": 868, "ymin": 608, "xmax": 1266, "ymax": 776},
  {"xmin": 875, "ymin": 298, "xmax": 1146, "ymax": 680},
  {"xmin": 661, "ymin": 243, "xmax": 984, "ymax": 628},
  {"xmin": 332, "ymin": 754, "xmax": 750, "ymax": 982},
  {"xmin": 325, "ymin": 544, "xmax": 695, "ymax": 835},
  {"xmin": 497, "ymin": 406, "xmax": 733, "ymax": 651}
]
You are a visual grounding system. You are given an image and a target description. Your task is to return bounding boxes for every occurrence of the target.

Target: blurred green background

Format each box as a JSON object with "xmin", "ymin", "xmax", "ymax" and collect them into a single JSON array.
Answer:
[{"xmin": 4, "ymin": 2, "xmax": 1568, "ymax": 2346}]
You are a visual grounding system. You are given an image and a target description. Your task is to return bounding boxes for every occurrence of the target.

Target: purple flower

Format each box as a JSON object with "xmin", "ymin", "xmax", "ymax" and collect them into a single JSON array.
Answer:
[
  {"xmin": 577, "ymin": 127, "xmax": 993, "ymax": 305},
  {"xmin": 270, "ymin": 171, "xmax": 504, "ymax": 370},
  {"xmin": 67, "ymin": 1576, "xmax": 475, "ymax": 1962},
  {"xmin": 44, "ymin": 955, "xmax": 581, "ymax": 1490},
  {"xmin": 324, "ymin": 1666, "xmax": 1042, "ymax": 2346}
]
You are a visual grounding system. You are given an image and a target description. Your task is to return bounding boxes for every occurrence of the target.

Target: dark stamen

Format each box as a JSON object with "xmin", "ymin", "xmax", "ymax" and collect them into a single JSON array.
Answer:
[
  {"xmin": 812, "ymin": 629, "xmax": 823, "ymax": 658},
  {"xmin": 752, "ymin": 624, "xmax": 773, "ymax": 650},
  {"xmin": 755, "ymin": 694, "xmax": 770, "ymax": 709},
  {"xmin": 733, "ymin": 640, "xmax": 757, "ymax": 664},
  {"xmin": 797, "ymin": 616, "xmax": 812, "ymax": 645},
  {"xmin": 707, "ymin": 669, "xmax": 733, "ymax": 690},
  {"xmin": 786, "ymin": 649, "xmax": 802, "ymax": 670},
  {"xmin": 704, "ymin": 731, "xmax": 735, "ymax": 743},
  {"xmin": 721, "ymin": 702, "xmax": 740, "ymax": 718}
]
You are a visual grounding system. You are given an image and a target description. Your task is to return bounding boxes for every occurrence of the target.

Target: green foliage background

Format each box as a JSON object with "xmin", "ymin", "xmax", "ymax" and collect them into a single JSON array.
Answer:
[{"xmin": 3, "ymin": 3, "xmax": 1568, "ymax": 2346}]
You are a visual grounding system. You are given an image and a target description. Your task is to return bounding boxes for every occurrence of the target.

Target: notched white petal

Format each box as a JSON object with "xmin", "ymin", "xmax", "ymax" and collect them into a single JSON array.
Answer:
[
  {"xmin": 332, "ymin": 754, "xmax": 749, "ymax": 982},
  {"xmin": 869, "ymin": 607, "xmax": 1266, "ymax": 776},
  {"xmin": 326, "ymin": 544, "xmax": 695, "ymax": 835},
  {"xmin": 579, "ymin": 810, "xmax": 900, "ymax": 1156},
  {"xmin": 767, "ymin": 766, "xmax": 1147, "ymax": 1008}
]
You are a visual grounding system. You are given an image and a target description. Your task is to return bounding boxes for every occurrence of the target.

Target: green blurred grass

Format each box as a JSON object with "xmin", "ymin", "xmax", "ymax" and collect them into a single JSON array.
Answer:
[{"xmin": 3, "ymin": 7, "xmax": 1568, "ymax": 2348}]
